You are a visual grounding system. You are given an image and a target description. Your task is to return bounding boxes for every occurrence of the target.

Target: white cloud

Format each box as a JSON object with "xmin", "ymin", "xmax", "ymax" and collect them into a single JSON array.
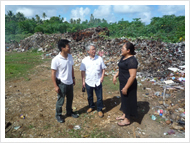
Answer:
[
  {"xmin": 70, "ymin": 7, "xmax": 90, "ymax": 21},
  {"xmin": 139, "ymin": 12, "xmax": 151, "ymax": 24},
  {"xmin": 158, "ymin": 5, "xmax": 185, "ymax": 15},
  {"xmin": 63, "ymin": 17, "xmax": 67, "ymax": 22},
  {"xmin": 16, "ymin": 8, "xmax": 34, "ymax": 17},
  {"xmin": 93, "ymin": 5, "xmax": 111, "ymax": 18},
  {"xmin": 113, "ymin": 5, "xmax": 150, "ymax": 13},
  {"xmin": 93, "ymin": 5, "xmax": 116, "ymax": 22}
]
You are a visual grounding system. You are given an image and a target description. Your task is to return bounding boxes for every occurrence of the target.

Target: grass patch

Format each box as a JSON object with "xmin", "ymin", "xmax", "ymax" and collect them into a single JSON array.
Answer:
[
  {"xmin": 102, "ymin": 76, "xmax": 119, "ymax": 92},
  {"xmin": 66, "ymin": 128, "xmax": 117, "ymax": 138},
  {"xmin": 44, "ymin": 124, "xmax": 51, "ymax": 130},
  {"xmin": 5, "ymin": 51, "xmax": 43, "ymax": 81},
  {"xmin": 28, "ymin": 124, "xmax": 34, "ymax": 129}
]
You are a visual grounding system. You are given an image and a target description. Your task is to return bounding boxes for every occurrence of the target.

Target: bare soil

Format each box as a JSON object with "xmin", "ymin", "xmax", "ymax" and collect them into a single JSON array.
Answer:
[{"xmin": 5, "ymin": 60, "xmax": 185, "ymax": 138}]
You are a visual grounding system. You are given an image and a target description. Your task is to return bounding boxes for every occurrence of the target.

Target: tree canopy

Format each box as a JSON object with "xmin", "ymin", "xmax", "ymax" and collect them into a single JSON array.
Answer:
[{"xmin": 5, "ymin": 12, "xmax": 185, "ymax": 43}]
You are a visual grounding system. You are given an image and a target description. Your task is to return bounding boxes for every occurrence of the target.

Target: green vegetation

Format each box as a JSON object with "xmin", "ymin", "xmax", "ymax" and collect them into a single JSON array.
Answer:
[
  {"xmin": 61, "ymin": 128, "xmax": 117, "ymax": 138},
  {"xmin": 5, "ymin": 51, "xmax": 43, "ymax": 80},
  {"xmin": 5, "ymin": 11, "xmax": 185, "ymax": 43},
  {"xmin": 103, "ymin": 76, "xmax": 119, "ymax": 92},
  {"xmin": 28, "ymin": 124, "xmax": 35, "ymax": 129}
]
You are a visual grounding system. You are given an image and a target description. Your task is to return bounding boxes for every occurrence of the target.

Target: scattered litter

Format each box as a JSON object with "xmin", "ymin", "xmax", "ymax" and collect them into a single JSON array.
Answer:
[
  {"xmin": 164, "ymin": 80, "xmax": 174, "ymax": 84},
  {"xmin": 167, "ymin": 129, "xmax": 175, "ymax": 135},
  {"xmin": 73, "ymin": 125, "xmax": 81, "ymax": 130},
  {"xmin": 20, "ymin": 114, "xmax": 25, "ymax": 119},
  {"xmin": 151, "ymin": 115, "xmax": 156, "ymax": 120},
  {"xmin": 14, "ymin": 126, "xmax": 20, "ymax": 130}
]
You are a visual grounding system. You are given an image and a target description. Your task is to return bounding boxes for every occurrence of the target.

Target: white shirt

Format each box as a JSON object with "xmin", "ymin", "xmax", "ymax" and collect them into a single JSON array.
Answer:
[
  {"xmin": 80, "ymin": 55, "xmax": 105, "ymax": 87},
  {"xmin": 51, "ymin": 53, "xmax": 74, "ymax": 85}
]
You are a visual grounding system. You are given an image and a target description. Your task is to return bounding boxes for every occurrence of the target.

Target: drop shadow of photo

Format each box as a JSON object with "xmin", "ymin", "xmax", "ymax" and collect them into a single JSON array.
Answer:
[
  {"xmin": 76, "ymin": 96, "xmax": 121, "ymax": 115},
  {"xmin": 130, "ymin": 101, "xmax": 150, "ymax": 125}
]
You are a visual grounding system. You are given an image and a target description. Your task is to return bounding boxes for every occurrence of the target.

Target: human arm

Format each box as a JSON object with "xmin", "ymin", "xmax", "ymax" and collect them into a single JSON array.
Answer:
[
  {"xmin": 121, "ymin": 69, "xmax": 137, "ymax": 95},
  {"xmin": 72, "ymin": 66, "xmax": 75, "ymax": 85},
  {"xmin": 51, "ymin": 69, "xmax": 60, "ymax": 93},
  {"xmin": 113, "ymin": 71, "xmax": 119, "ymax": 85},
  {"xmin": 81, "ymin": 71, "xmax": 85, "ymax": 88},
  {"xmin": 100, "ymin": 69, "xmax": 105, "ymax": 83}
]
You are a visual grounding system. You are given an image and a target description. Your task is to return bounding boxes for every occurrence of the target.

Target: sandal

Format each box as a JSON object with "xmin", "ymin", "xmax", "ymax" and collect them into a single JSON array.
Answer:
[
  {"xmin": 117, "ymin": 121, "xmax": 130, "ymax": 127},
  {"xmin": 116, "ymin": 116, "xmax": 125, "ymax": 120}
]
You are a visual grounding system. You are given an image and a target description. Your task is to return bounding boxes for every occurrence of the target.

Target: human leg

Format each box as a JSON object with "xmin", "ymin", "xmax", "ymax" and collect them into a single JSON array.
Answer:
[
  {"xmin": 65, "ymin": 84, "xmax": 73, "ymax": 115},
  {"xmin": 55, "ymin": 83, "xmax": 66, "ymax": 116},
  {"xmin": 85, "ymin": 83, "xmax": 95, "ymax": 109},
  {"xmin": 94, "ymin": 83, "xmax": 103, "ymax": 112},
  {"xmin": 55, "ymin": 83, "xmax": 66, "ymax": 123}
]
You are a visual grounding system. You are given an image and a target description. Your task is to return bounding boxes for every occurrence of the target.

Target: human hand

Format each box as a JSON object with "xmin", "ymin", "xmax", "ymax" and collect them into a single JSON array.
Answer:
[
  {"xmin": 121, "ymin": 87, "xmax": 128, "ymax": 95},
  {"xmin": 55, "ymin": 86, "xmax": 60, "ymax": 93},
  {"xmin": 100, "ymin": 77, "xmax": 104, "ymax": 83},
  {"xmin": 82, "ymin": 81, "xmax": 85, "ymax": 88},
  {"xmin": 113, "ymin": 76, "xmax": 117, "ymax": 85},
  {"xmin": 73, "ymin": 79, "xmax": 75, "ymax": 86}
]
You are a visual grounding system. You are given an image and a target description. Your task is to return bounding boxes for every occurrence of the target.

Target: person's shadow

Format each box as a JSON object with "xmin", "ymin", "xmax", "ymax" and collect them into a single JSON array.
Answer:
[
  {"xmin": 131, "ymin": 101, "xmax": 150, "ymax": 124},
  {"xmin": 76, "ymin": 96, "xmax": 121, "ymax": 114},
  {"xmin": 76, "ymin": 96, "xmax": 150, "ymax": 125}
]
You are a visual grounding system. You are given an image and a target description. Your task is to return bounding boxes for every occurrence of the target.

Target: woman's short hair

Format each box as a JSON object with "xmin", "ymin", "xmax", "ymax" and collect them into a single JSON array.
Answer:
[
  {"xmin": 85, "ymin": 43, "xmax": 96, "ymax": 51},
  {"xmin": 125, "ymin": 42, "xmax": 136, "ymax": 55}
]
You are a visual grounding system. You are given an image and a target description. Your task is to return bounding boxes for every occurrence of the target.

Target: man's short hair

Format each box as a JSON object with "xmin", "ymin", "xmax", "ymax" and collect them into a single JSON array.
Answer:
[
  {"xmin": 86, "ymin": 43, "xmax": 96, "ymax": 51},
  {"xmin": 58, "ymin": 39, "xmax": 70, "ymax": 51}
]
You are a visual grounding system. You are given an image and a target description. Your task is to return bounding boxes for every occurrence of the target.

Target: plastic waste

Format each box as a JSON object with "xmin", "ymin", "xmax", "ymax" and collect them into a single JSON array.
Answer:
[
  {"xmin": 20, "ymin": 114, "xmax": 25, "ymax": 119},
  {"xmin": 167, "ymin": 129, "xmax": 175, "ymax": 135},
  {"xmin": 151, "ymin": 115, "xmax": 156, "ymax": 120},
  {"xmin": 14, "ymin": 126, "xmax": 20, "ymax": 130},
  {"xmin": 73, "ymin": 125, "xmax": 81, "ymax": 130},
  {"xmin": 177, "ymin": 120, "xmax": 185, "ymax": 125},
  {"xmin": 180, "ymin": 112, "xmax": 185, "ymax": 118}
]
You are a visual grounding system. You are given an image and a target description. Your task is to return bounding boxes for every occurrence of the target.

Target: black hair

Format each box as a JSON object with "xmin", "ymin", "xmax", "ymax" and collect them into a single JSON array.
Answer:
[
  {"xmin": 125, "ymin": 42, "xmax": 136, "ymax": 55},
  {"xmin": 58, "ymin": 39, "xmax": 70, "ymax": 51}
]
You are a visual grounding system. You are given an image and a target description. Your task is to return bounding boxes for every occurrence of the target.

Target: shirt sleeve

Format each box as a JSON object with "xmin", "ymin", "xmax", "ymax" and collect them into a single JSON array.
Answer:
[
  {"xmin": 128, "ymin": 57, "xmax": 138, "ymax": 69},
  {"xmin": 51, "ymin": 58, "xmax": 57, "ymax": 70},
  {"xmin": 80, "ymin": 59, "xmax": 86, "ymax": 71},
  {"xmin": 70, "ymin": 54, "xmax": 74, "ymax": 66},
  {"xmin": 101, "ymin": 57, "xmax": 106, "ymax": 69}
]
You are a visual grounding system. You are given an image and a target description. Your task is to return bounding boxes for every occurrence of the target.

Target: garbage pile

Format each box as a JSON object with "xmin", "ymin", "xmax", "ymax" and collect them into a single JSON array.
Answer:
[
  {"xmin": 5, "ymin": 26, "xmax": 185, "ymax": 78},
  {"xmin": 137, "ymin": 63, "xmax": 185, "ymax": 133}
]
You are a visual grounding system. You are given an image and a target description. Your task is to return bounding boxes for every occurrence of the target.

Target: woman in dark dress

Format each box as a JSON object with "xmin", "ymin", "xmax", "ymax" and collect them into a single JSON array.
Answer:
[{"xmin": 113, "ymin": 41, "xmax": 138, "ymax": 126}]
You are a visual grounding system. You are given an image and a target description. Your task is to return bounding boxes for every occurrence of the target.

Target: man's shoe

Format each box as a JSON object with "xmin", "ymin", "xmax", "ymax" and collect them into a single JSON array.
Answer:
[
  {"xmin": 56, "ymin": 115, "xmax": 65, "ymax": 123},
  {"xmin": 98, "ymin": 111, "xmax": 104, "ymax": 118},
  {"xmin": 86, "ymin": 108, "xmax": 93, "ymax": 113},
  {"xmin": 66, "ymin": 112, "xmax": 79, "ymax": 118}
]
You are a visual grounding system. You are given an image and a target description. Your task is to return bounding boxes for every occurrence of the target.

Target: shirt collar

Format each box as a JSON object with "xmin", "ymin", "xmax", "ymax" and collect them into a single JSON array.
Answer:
[
  {"xmin": 58, "ymin": 52, "xmax": 68, "ymax": 60},
  {"xmin": 89, "ymin": 55, "xmax": 98, "ymax": 60}
]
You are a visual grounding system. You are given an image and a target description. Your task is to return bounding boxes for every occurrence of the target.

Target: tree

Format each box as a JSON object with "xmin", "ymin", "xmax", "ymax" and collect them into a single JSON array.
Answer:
[
  {"xmin": 89, "ymin": 14, "xmax": 94, "ymax": 23},
  {"xmin": 42, "ymin": 12, "xmax": 47, "ymax": 20},
  {"xmin": 16, "ymin": 12, "xmax": 25, "ymax": 22},
  {"xmin": 6, "ymin": 10, "xmax": 15, "ymax": 21},
  {"xmin": 35, "ymin": 15, "xmax": 40, "ymax": 23},
  {"xmin": 77, "ymin": 18, "xmax": 81, "ymax": 24},
  {"xmin": 70, "ymin": 18, "xmax": 74, "ymax": 24}
]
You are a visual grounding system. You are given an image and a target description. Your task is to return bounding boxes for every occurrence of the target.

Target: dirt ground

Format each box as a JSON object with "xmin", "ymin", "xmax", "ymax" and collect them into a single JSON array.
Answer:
[{"xmin": 5, "ymin": 60, "xmax": 185, "ymax": 138}]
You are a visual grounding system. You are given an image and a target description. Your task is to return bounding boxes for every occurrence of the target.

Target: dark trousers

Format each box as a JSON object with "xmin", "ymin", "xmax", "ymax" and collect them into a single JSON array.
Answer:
[
  {"xmin": 85, "ymin": 83, "xmax": 103, "ymax": 112},
  {"xmin": 55, "ymin": 82, "xmax": 73, "ymax": 116}
]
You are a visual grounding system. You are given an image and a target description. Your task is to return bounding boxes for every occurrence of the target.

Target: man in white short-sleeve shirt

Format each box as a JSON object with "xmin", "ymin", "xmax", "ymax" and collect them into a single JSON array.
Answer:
[
  {"xmin": 80, "ymin": 43, "xmax": 105, "ymax": 118},
  {"xmin": 51, "ymin": 39, "xmax": 78, "ymax": 123}
]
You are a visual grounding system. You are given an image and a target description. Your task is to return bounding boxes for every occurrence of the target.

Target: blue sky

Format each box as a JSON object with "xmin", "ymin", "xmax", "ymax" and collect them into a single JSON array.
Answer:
[{"xmin": 4, "ymin": 2, "xmax": 186, "ymax": 25}]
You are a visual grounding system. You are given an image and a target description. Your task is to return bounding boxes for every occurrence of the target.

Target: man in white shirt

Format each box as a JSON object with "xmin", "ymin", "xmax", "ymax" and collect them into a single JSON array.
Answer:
[
  {"xmin": 51, "ymin": 39, "xmax": 78, "ymax": 123},
  {"xmin": 80, "ymin": 43, "xmax": 106, "ymax": 118}
]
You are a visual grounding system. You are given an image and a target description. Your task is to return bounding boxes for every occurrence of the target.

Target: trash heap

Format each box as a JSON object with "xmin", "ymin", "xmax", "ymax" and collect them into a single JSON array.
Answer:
[
  {"xmin": 137, "ymin": 63, "xmax": 185, "ymax": 133},
  {"xmin": 6, "ymin": 26, "xmax": 185, "ymax": 79}
]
